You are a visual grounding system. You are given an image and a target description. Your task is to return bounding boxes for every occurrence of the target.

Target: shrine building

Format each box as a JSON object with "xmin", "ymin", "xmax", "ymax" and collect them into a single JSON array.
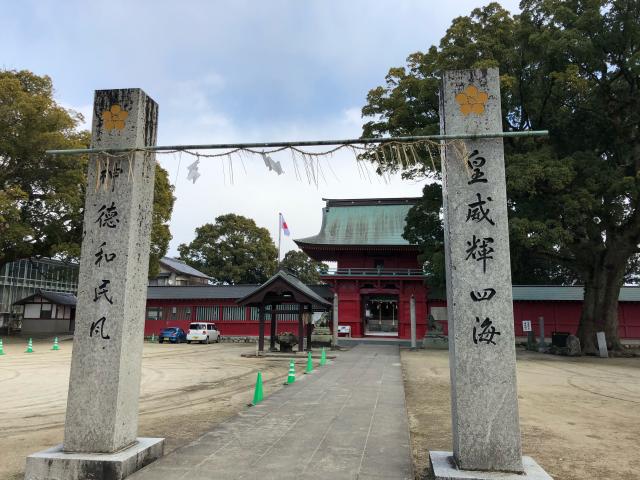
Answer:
[
  {"xmin": 142, "ymin": 197, "xmax": 640, "ymax": 342},
  {"xmin": 295, "ymin": 197, "xmax": 428, "ymax": 339}
]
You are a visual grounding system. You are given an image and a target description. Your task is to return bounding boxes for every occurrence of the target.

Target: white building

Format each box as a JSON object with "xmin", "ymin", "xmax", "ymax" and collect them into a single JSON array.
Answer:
[
  {"xmin": 0, "ymin": 258, "xmax": 78, "ymax": 332},
  {"xmin": 148, "ymin": 257, "xmax": 212, "ymax": 286},
  {"xmin": 13, "ymin": 289, "xmax": 77, "ymax": 335}
]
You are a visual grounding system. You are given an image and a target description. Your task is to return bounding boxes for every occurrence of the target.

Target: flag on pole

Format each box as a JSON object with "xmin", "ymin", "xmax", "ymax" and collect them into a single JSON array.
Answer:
[{"xmin": 280, "ymin": 213, "xmax": 290, "ymax": 236}]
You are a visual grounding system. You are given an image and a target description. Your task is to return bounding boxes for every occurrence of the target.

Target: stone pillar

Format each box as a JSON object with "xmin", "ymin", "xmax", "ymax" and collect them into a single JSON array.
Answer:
[
  {"xmin": 298, "ymin": 303, "xmax": 305, "ymax": 353},
  {"xmin": 332, "ymin": 293, "xmax": 339, "ymax": 349},
  {"xmin": 306, "ymin": 305, "xmax": 313, "ymax": 351},
  {"xmin": 270, "ymin": 303, "xmax": 277, "ymax": 351},
  {"xmin": 527, "ymin": 329, "xmax": 536, "ymax": 351},
  {"xmin": 258, "ymin": 305, "xmax": 265, "ymax": 353},
  {"xmin": 538, "ymin": 316, "xmax": 547, "ymax": 351},
  {"xmin": 25, "ymin": 89, "xmax": 164, "ymax": 479},
  {"xmin": 439, "ymin": 69, "xmax": 522, "ymax": 473},
  {"xmin": 596, "ymin": 331, "xmax": 609, "ymax": 358},
  {"xmin": 64, "ymin": 89, "xmax": 158, "ymax": 453},
  {"xmin": 410, "ymin": 295, "xmax": 417, "ymax": 350}
]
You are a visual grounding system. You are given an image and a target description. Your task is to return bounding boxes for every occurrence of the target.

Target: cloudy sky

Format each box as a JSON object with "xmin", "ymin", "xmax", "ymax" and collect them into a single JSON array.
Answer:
[{"xmin": 2, "ymin": 0, "xmax": 521, "ymax": 257}]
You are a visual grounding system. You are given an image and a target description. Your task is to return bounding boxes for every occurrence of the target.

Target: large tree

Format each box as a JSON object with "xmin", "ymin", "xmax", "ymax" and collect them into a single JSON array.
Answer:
[
  {"xmin": 404, "ymin": 184, "xmax": 581, "ymax": 289},
  {"xmin": 280, "ymin": 250, "xmax": 329, "ymax": 284},
  {"xmin": 0, "ymin": 69, "xmax": 175, "ymax": 274},
  {"xmin": 361, "ymin": 1, "xmax": 640, "ymax": 352},
  {"xmin": 149, "ymin": 166, "xmax": 175, "ymax": 277},
  {"xmin": 178, "ymin": 214, "xmax": 278, "ymax": 284},
  {"xmin": 0, "ymin": 70, "xmax": 88, "ymax": 265}
]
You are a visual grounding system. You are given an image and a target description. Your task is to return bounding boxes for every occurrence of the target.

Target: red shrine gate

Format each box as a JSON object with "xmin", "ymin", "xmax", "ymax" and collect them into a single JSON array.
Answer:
[{"xmin": 295, "ymin": 197, "xmax": 428, "ymax": 339}]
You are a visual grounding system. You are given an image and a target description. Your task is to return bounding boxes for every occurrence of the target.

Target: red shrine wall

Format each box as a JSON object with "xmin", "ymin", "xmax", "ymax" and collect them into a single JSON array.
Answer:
[
  {"xmin": 428, "ymin": 299, "xmax": 640, "ymax": 339},
  {"xmin": 143, "ymin": 294, "xmax": 640, "ymax": 340},
  {"xmin": 143, "ymin": 298, "xmax": 315, "ymax": 338},
  {"xmin": 142, "ymin": 252, "xmax": 640, "ymax": 340}
]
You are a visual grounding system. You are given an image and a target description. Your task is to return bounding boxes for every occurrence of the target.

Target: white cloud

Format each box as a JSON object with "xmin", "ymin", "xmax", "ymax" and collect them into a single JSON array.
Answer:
[{"xmin": 24, "ymin": 0, "xmax": 525, "ymax": 261}]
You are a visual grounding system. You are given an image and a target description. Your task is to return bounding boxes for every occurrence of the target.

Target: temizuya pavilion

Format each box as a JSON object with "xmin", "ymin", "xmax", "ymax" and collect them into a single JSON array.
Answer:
[{"xmin": 237, "ymin": 270, "xmax": 332, "ymax": 353}]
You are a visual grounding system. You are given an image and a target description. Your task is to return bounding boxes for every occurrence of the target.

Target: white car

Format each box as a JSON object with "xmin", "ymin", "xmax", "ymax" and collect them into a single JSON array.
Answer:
[{"xmin": 187, "ymin": 322, "xmax": 221, "ymax": 344}]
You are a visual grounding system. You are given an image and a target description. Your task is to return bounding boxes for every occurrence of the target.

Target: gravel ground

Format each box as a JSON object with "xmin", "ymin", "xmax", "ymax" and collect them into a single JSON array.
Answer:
[
  {"xmin": 401, "ymin": 348, "xmax": 640, "ymax": 480},
  {"xmin": 2, "ymin": 339, "xmax": 638, "ymax": 480},
  {"xmin": 0, "ymin": 339, "xmax": 292, "ymax": 480}
]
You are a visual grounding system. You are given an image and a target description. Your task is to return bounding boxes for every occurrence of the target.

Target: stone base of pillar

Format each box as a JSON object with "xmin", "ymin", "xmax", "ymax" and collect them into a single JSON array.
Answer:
[
  {"xmin": 25, "ymin": 437, "xmax": 164, "ymax": 480},
  {"xmin": 430, "ymin": 451, "xmax": 553, "ymax": 480}
]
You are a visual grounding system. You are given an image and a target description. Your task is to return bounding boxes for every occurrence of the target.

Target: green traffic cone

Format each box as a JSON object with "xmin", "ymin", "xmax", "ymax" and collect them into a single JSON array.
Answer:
[
  {"xmin": 0, "ymin": 338, "xmax": 5, "ymax": 355},
  {"xmin": 286, "ymin": 360, "xmax": 296, "ymax": 385},
  {"xmin": 252, "ymin": 371, "xmax": 264, "ymax": 405},
  {"xmin": 25, "ymin": 338, "xmax": 33, "ymax": 353},
  {"xmin": 320, "ymin": 347, "xmax": 327, "ymax": 366},
  {"xmin": 52, "ymin": 337, "xmax": 60, "ymax": 351},
  {"xmin": 305, "ymin": 351, "xmax": 313, "ymax": 374}
]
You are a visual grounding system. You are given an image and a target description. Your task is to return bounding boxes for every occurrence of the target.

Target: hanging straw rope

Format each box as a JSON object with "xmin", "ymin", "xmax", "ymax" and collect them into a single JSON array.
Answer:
[{"xmin": 83, "ymin": 137, "xmax": 488, "ymax": 188}]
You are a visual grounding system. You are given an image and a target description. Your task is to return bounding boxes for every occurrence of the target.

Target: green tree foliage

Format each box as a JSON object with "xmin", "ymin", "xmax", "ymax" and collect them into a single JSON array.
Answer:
[
  {"xmin": 0, "ymin": 69, "xmax": 175, "ymax": 274},
  {"xmin": 178, "ymin": 214, "xmax": 277, "ymax": 284},
  {"xmin": 405, "ymin": 183, "xmax": 580, "ymax": 288},
  {"xmin": 361, "ymin": 1, "xmax": 640, "ymax": 352},
  {"xmin": 402, "ymin": 184, "xmax": 446, "ymax": 289},
  {"xmin": 0, "ymin": 70, "xmax": 89, "ymax": 265},
  {"xmin": 280, "ymin": 250, "xmax": 329, "ymax": 284},
  {"xmin": 149, "ymin": 165, "xmax": 175, "ymax": 278}
]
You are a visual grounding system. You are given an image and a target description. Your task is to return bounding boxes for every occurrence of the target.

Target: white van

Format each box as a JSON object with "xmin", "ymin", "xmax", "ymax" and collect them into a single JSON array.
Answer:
[{"xmin": 187, "ymin": 322, "xmax": 221, "ymax": 344}]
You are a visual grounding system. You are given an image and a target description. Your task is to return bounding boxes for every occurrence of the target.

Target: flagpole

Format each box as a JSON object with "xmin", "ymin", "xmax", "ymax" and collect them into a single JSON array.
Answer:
[{"xmin": 277, "ymin": 212, "xmax": 282, "ymax": 267}]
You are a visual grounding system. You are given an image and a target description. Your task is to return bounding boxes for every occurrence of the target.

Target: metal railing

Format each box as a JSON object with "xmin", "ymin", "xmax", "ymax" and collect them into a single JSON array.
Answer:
[{"xmin": 322, "ymin": 268, "xmax": 426, "ymax": 277}]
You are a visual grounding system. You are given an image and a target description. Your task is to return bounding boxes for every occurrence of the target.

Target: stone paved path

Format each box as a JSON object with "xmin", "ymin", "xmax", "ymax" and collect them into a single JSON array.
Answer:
[{"xmin": 129, "ymin": 344, "xmax": 414, "ymax": 480}]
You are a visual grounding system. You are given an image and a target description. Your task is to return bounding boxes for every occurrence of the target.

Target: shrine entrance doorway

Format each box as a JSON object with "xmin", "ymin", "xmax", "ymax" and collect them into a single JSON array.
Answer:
[{"xmin": 363, "ymin": 294, "xmax": 398, "ymax": 336}]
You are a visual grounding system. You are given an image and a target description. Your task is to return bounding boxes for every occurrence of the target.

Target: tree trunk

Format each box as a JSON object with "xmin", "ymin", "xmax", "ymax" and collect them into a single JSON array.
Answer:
[{"xmin": 577, "ymin": 251, "xmax": 626, "ymax": 354}]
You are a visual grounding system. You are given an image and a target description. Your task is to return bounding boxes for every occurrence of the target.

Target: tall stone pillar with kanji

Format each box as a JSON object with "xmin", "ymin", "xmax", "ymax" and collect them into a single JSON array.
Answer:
[
  {"xmin": 430, "ymin": 69, "xmax": 552, "ymax": 480},
  {"xmin": 25, "ymin": 89, "xmax": 164, "ymax": 480}
]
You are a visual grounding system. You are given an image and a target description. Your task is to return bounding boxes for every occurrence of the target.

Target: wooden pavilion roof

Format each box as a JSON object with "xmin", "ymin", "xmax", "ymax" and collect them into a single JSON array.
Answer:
[{"xmin": 236, "ymin": 270, "xmax": 332, "ymax": 308}]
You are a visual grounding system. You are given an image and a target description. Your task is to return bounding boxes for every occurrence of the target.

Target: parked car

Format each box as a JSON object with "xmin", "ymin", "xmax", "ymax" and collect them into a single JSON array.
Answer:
[
  {"xmin": 159, "ymin": 327, "xmax": 187, "ymax": 343},
  {"xmin": 187, "ymin": 322, "xmax": 221, "ymax": 344}
]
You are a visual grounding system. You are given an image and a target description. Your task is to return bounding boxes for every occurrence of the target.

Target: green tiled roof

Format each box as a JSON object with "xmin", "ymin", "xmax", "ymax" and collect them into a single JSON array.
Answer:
[{"xmin": 295, "ymin": 198, "xmax": 419, "ymax": 246}]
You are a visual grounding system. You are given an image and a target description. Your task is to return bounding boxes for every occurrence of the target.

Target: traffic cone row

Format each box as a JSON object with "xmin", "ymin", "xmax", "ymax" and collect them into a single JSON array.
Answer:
[
  {"xmin": 304, "ymin": 347, "xmax": 331, "ymax": 374},
  {"xmin": 251, "ymin": 348, "xmax": 333, "ymax": 404},
  {"xmin": 0, "ymin": 337, "xmax": 63, "ymax": 355}
]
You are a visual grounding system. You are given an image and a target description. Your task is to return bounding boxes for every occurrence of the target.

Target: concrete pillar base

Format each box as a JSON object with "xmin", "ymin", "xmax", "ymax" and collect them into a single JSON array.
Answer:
[
  {"xmin": 25, "ymin": 437, "xmax": 164, "ymax": 480},
  {"xmin": 430, "ymin": 451, "xmax": 553, "ymax": 479}
]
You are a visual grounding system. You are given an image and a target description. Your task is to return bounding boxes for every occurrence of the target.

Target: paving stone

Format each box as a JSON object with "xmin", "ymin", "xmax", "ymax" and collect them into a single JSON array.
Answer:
[{"xmin": 129, "ymin": 345, "xmax": 413, "ymax": 479}]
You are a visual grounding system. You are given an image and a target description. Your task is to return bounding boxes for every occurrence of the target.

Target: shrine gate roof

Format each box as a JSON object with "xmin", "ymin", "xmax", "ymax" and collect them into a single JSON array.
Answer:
[{"xmin": 295, "ymin": 197, "xmax": 420, "ymax": 248}]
